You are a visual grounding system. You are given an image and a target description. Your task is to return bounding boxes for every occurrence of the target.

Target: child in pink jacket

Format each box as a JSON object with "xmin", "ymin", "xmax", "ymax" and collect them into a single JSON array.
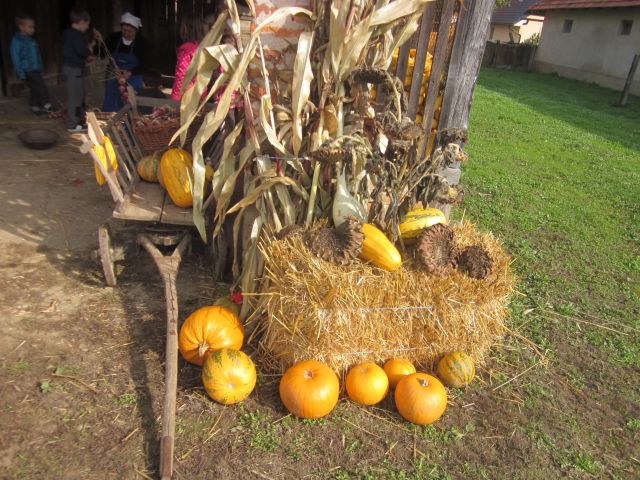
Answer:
[{"xmin": 171, "ymin": 14, "xmax": 206, "ymax": 100}]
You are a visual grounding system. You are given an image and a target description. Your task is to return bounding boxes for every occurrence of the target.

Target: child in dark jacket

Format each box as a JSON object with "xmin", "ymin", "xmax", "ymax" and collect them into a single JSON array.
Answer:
[
  {"xmin": 61, "ymin": 8, "xmax": 101, "ymax": 132},
  {"xmin": 10, "ymin": 14, "xmax": 52, "ymax": 114}
]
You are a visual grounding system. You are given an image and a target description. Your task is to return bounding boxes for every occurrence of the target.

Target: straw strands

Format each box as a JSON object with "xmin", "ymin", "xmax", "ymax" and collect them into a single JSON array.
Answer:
[{"xmin": 252, "ymin": 221, "xmax": 515, "ymax": 374}]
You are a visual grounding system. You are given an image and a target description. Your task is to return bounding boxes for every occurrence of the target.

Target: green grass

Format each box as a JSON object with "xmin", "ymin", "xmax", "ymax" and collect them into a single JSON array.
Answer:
[{"xmin": 459, "ymin": 68, "xmax": 640, "ymax": 369}]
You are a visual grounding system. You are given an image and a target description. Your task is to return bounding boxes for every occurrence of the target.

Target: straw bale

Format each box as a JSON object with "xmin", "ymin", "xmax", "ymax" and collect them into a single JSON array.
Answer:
[{"xmin": 253, "ymin": 222, "xmax": 515, "ymax": 374}]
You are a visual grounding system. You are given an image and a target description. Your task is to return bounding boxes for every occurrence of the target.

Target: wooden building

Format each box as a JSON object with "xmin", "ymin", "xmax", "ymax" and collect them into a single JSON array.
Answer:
[{"xmin": 0, "ymin": 0, "xmax": 229, "ymax": 96}]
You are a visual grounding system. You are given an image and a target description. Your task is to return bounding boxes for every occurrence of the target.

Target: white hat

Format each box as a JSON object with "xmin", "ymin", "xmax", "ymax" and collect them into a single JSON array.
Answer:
[{"xmin": 121, "ymin": 12, "xmax": 142, "ymax": 29}]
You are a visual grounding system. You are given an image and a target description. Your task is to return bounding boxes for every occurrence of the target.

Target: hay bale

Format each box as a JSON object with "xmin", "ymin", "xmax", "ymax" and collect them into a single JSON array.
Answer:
[{"xmin": 253, "ymin": 222, "xmax": 515, "ymax": 374}]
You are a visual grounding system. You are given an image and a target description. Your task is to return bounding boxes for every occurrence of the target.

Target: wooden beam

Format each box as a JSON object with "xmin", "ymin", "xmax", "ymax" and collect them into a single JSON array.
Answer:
[
  {"xmin": 438, "ymin": 0, "xmax": 494, "ymax": 131},
  {"xmin": 406, "ymin": 4, "xmax": 437, "ymax": 119},
  {"xmin": 617, "ymin": 53, "xmax": 640, "ymax": 107},
  {"xmin": 417, "ymin": 0, "xmax": 457, "ymax": 157}
]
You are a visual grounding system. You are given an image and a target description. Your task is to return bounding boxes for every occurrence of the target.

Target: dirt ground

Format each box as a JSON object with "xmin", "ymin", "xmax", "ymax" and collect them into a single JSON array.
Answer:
[{"xmin": 0, "ymin": 96, "xmax": 639, "ymax": 480}]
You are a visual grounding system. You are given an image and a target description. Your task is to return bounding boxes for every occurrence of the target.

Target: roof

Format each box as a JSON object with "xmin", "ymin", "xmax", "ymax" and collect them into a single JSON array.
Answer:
[
  {"xmin": 529, "ymin": 0, "xmax": 640, "ymax": 13},
  {"xmin": 493, "ymin": 0, "xmax": 541, "ymax": 25}
]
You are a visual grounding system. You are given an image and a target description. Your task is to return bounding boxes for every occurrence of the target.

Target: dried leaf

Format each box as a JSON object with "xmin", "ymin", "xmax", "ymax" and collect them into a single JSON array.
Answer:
[{"xmin": 292, "ymin": 31, "xmax": 315, "ymax": 156}]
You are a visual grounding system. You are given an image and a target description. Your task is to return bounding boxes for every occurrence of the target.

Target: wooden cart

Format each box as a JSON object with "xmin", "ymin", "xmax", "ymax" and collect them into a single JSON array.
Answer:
[{"xmin": 81, "ymin": 103, "xmax": 207, "ymax": 480}]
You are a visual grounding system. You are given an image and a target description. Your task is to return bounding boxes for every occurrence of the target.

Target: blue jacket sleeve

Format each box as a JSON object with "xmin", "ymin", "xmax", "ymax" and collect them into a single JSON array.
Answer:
[{"xmin": 10, "ymin": 37, "xmax": 25, "ymax": 80}]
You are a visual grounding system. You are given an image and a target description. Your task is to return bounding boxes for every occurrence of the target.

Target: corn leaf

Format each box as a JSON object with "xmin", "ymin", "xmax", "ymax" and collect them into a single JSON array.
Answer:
[
  {"xmin": 370, "ymin": 0, "xmax": 432, "ymax": 26},
  {"xmin": 212, "ymin": 119, "xmax": 245, "ymax": 201},
  {"xmin": 292, "ymin": 32, "xmax": 314, "ymax": 156},
  {"xmin": 226, "ymin": 176, "xmax": 309, "ymax": 215},
  {"xmin": 256, "ymin": 156, "xmax": 296, "ymax": 226},
  {"xmin": 259, "ymin": 94, "xmax": 289, "ymax": 155}
]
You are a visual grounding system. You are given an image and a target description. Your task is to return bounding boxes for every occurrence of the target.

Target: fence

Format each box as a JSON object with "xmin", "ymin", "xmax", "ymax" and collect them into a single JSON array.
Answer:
[{"xmin": 483, "ymin": 42, "xmax": 538, "ymax": 70}]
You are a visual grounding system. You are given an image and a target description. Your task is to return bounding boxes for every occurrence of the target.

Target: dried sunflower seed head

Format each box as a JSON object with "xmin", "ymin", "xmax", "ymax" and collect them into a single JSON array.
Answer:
[
  {"xmin": 308, "ymin": 145, "xmax": 349, "ymax": 164},
  {"xmin": 417, "ymin": 224, "xmax": 460, "ymax": 276},
  {"xmin": 352, "ymin": 67, "xmax": 389, "ymax": 85},
  {"xmin": 276, "ymin": 225, "xmax": 304, "ymax": 240},
  {"xmin": 438, "ymin": 128, "xmax": 468, "ymax": 146},
  {"xmin": 304, "ymin": 217, "xmax": 365, "ymax": 265},
  {"xmin": 458, "ymin": 245, "xmax": 492, "ymax": 279}
]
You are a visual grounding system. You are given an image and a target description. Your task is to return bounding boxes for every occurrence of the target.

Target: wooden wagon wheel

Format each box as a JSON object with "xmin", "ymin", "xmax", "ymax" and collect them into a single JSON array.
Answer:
[{"xmin": 98, "ymin": 225, "xmax": 117, "ymax": 286}]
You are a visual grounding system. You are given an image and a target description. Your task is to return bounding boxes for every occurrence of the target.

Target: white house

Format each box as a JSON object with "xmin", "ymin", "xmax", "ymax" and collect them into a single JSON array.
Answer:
[{"xmin": 530, "ymin": 0, "xmax": 640, "ymax": 94}]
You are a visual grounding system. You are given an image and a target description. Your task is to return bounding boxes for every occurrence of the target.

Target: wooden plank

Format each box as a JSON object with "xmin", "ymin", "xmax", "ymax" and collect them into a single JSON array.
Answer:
[
  {"xmin": 115, "ymin": 122, "xmax": 140, "ymax": 180},
  {"xmin": 160, "ymin": 202, "xmax": 195, "ymax": 226},
  {"xmin": 108, "ymin": 127, "xmax": 136, "ymax": 191},
  {"xmin": 113, "ymin": 181, "xmax": 165, "ymax": 222},
  {"xmin": 438, "ymin": 0, "xmax": 494, "ymax": 132},
  {"xmin": 406, "ymin": 4, "xmax": 437, "ymax": 119},
  {"xmin": 418, "ymin": 0, "xmax": 457, "ymax": 158},
  {"xmin": 617, "ymin": 53, "xmax": 640, "ymax": 107}
]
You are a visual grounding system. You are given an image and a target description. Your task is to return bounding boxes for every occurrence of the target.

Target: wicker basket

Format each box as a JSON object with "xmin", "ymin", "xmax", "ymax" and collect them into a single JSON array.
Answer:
[{"xmin": 133, "ymin": 116, "xmax": 202, "ymax": 153}]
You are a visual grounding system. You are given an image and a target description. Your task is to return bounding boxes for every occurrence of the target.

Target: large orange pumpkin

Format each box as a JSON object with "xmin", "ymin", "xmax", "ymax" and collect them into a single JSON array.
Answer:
[
  {"xmin": 202, "ymin": 348, "xmax": 256, "ymax": 404},
  {"xmin": 279, "ymin": 360, "xmax": 339, "ymax": 419},
  {"xmin": 436, "ymin": 351, "xmax": 475, "ymax": 388},
  {"xmin": 395, "ymin": 373, "xmax": 448, "ymax": 425},
  {"xmin": 345, "ymin": 362, "xmax": 389, "ymax": 405},
  {"xmin": 160, "ymin": 148, "xmax": 194, "ymax": 207},
  {"xmin": 383, "ymin": 359, "xmax": 416, "ymax": 389},
  {"xmin": 178, "ymin": 306, "xmax": 244, "ymax": 366}
]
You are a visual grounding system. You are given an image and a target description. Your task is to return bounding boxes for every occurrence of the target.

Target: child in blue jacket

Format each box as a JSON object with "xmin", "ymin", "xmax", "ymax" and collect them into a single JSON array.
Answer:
[{"xmin": 10, "ymin": 14, "xmax": 53, "ymax": 114}]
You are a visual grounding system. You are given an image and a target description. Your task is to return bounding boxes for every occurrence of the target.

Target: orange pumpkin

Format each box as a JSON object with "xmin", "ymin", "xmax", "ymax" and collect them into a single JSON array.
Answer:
[
  {"xmin": 202, "ymin": 348, "xmax": 256, "ymax": 404},
  {"xmin": 346, "ymin": 362, "xmax": 389, "ymax": 405},
  {"xmin": 279, "ymin": 360, "xmax": 339, "ymax": 419},
  {"xmin": 178, "ymin": 306, "xmax": 244, "ymax": 366},
  {"xmin": 437, "ymin": 351, "xmax": 475, "ymax": 388},
  {"xmin": 395, "ymin": 373, "xmax": 447, "ymax": 425},
  {"xmin": 383, "ymin": 359, "xmax": 417, "ymax": 389}
]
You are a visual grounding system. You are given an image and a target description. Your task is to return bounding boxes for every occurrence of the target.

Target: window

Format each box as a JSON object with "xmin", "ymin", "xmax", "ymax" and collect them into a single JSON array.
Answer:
[
  {"xmin": 562, "ymin": 19, "xmax": 573, "ymax": 33},
  {"xmin": 620, "ymin": 20, "xmax": 633, "ymax": 35}
]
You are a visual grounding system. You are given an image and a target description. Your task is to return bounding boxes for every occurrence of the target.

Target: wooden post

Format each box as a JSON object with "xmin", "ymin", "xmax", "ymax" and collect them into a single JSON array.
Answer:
[
  {"xmin": 434, "ymin": 0, "xmax": 494, "ymax": 219},
  {"xmin": 617, "ymin": 53, "xmax": 639, "ymax": 107}
]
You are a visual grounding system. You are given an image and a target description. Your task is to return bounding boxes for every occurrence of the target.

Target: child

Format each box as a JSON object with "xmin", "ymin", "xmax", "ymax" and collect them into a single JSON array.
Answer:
[
  {"xmin": 138, "ymin": 70, "xmax": 167, "ymax": 115},
  {"xmin": 62, "ymin": 8, "xmax": 100, "ymax": 132},
  {"xmin": 171, "ymin": 14, "xmax": 207, "ymax": 100},
  {"xmin": 10, "ymin": 14, "xmax": 53, "ymax": 114}
]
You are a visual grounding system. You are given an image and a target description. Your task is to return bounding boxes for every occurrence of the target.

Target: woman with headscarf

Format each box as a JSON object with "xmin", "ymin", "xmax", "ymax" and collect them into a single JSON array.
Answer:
[{"xmin": 102, "ymin": 12, "xmax": 149, "ymax": 112}]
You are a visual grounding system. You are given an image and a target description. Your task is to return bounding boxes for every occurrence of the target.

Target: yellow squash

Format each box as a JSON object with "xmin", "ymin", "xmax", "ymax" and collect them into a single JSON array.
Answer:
[
  {"xmin": 93, "ymin": 136, "xmax": 118, "ymax": 186},
  {"xmin": 359, "ymin": 223, "xmax": 402, "ymax": 271},
  {"xmin": 161, "ymin": 149, "xmax": 193, "ymax": 208},
  {"xmin": 399, "ymin": 208, "xmax": 447, "ymax": 239}
]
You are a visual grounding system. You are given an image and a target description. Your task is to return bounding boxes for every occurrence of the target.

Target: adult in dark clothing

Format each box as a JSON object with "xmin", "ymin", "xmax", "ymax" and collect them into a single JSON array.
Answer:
[{"xmin": 102, "ymin": 12, "xmax": 149, "ymax": 112}]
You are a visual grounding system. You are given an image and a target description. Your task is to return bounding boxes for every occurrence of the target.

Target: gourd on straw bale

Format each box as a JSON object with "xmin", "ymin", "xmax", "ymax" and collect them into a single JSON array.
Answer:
[{"xmin": 250, "ymin": 221, "xmax": 515, "ymax": 374}]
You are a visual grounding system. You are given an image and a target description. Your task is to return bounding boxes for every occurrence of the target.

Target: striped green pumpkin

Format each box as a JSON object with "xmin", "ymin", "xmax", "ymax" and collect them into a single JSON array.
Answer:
[{"xmin": 436, "ymin": 351, "xmax": 475, "ymax": 388}]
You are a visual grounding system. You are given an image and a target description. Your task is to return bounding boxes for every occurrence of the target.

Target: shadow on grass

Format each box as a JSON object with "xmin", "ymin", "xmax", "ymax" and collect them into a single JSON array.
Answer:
[{"xmin": 476, "ymin": 68, "xmax": 640, "ymax": 151}]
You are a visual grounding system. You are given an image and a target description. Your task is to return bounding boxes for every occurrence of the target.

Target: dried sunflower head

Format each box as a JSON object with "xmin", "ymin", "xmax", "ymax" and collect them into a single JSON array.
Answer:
[
  {"xmin": 351, "ymin": 67, "xmax": 389, "ymax": 85},
  {"xmin": 438, "ymin": 128, "xmax": 468, "ymax": 146},
  {"xmin": 304, "ymin": 217, "xmax": 365, "ymax": 265},
  {"xmin": 276, "ymin": 225, "xmax": 304, "ymax": 240},
  {"xmin": 458, "ymin": 245, "xmax": 492, "ymax": 279},
  {"xmin": 417, "ymin": 224, "xmax": 460, "ymax": 276},
  {"xmin": 308, "ymin": 144, "xmax": 349, "ymax": 164},
  {"xmin": 384, "ymin": 117, "xmax": 423, "ymax": 141}
]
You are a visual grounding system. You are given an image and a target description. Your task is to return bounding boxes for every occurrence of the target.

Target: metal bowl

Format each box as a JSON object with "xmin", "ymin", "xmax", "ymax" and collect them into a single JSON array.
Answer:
[{"xmin": 18, "ymin": 129, "xmax": 60, "ymax": 150}]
